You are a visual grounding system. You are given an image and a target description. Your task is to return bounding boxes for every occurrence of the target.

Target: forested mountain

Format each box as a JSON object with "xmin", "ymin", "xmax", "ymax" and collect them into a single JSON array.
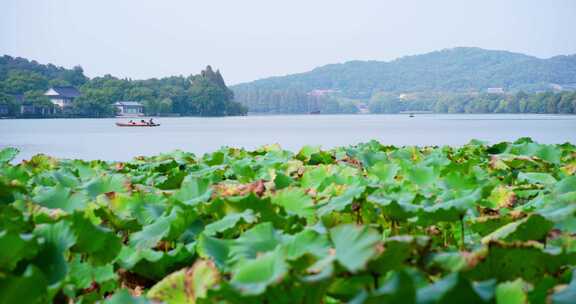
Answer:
[
  {"xmin": 368, "ymin": 91, "xmax": 576, "ymax": 114},
  {"xmin": 232, "ymin": 47, "xmax": 576, "ymax": 112},
  {"xmin": 0, "ymin": 55, "xmax": 246, "ymax": 117}
]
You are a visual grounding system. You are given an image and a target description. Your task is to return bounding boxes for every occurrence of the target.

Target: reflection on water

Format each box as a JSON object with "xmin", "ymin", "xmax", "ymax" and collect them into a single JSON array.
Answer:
[{"xmin": 1, "ymin": 114, "xmax": 575, "ymax": 162}]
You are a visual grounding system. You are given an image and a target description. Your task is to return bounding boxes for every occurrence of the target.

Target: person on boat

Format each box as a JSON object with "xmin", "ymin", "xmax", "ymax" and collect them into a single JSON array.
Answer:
[
  {"xmin": 140, "ymin": 119, "xmax": 148, "ymax": 126},
  {"xmin": 149, "ymin": 118, "xmax": 154, "ymax": 125},
  {"xmin": 129, "ymin": 120, "xmax": 135, "ymax": 125}
]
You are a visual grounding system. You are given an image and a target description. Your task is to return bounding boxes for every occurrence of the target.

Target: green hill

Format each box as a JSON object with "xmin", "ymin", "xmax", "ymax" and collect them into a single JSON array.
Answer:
[{"xmin": 232, "ymin": 47, "xmax": 576, "ymax": 110}]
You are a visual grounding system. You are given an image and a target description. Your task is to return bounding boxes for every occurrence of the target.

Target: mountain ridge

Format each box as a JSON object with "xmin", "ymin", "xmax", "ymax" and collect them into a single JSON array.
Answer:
[{"xmin": 232, "ymin": 47, "xmax": 576, "ymax": 98}]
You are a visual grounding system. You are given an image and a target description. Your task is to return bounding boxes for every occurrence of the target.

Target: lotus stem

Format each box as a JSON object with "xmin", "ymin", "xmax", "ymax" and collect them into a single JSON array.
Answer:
[{"xmin": 459, "ymin": 215, "xmax": 465, "ymax": 250}]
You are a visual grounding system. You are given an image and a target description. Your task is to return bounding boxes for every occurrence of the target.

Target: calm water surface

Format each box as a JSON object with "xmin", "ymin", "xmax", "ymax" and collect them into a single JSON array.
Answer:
[{"xmin": 1, "ymin": 114, "xmax": 575, "ymax": 162}]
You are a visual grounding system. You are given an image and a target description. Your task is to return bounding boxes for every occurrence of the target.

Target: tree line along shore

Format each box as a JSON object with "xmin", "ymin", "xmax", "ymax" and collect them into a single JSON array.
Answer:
[{"xmin": 1, "ymin": 51, "xmax": 576, "ymax": 118}]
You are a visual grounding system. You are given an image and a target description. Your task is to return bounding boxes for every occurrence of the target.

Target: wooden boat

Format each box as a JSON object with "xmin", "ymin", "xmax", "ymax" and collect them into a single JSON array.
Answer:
[{"xmin": 116, "ymin": 122, "xmax": 160, "ymax": 127}]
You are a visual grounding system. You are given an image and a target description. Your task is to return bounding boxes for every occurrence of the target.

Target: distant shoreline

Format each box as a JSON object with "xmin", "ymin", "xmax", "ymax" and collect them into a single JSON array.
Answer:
[{"xmin": 1, "ymin": 112, "xmax": 575, "ymax": 122}]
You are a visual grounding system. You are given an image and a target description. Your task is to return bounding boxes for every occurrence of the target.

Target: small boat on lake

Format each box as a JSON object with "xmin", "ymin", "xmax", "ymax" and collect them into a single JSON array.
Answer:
[{"xmin": 116, "ymin": 120, "xmax": 160, "ymax": 127}]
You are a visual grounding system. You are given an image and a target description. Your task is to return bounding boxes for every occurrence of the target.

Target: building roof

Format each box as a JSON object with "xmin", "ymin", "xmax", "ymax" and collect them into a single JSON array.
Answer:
[
  {"xmin": 114, "ymin": 101, "xmax": 143, "ymax": 106},
  {"xmin": 45, "ymin": 86, "xmax": 81, "ymax": 98}
]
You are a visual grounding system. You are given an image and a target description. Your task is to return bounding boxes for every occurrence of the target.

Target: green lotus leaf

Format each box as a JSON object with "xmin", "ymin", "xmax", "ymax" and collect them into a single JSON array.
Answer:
[
  {"xmin": 51, "ymin": 169, "xmax": 81, "ymax": 188},
  {"xmin": 301, "ymin": 165, "xmax": 333, "ymax": 191},
  {"xmin": 1, "ymin": 163, "xmax": 30, "ymax": 183},
  {"xmin": 486, "ymin": 185, "xmax": 515, "ymax": 209},
  {"xmin": 189, "ymin": 260, "xmax": 221, "ymax": 299},
  {"xmin": 0, "ymin": 265, "xmax": 48, "ymax": 304},
  {"xmin": 495, "ymin": 279, "xmax": 528, "ymax": 304},
  {"xmin": 333, "ymin": 165, "xmax": 364, "ymax": 186},
  {"xmin": 273, "ymin": 171, "xmax": 293, "ymax": 190},
  {"xmin": 367, "ymin": 162, "xmax": 399, "ymax": 184},
  {"xmin": 109, "ymin": 191, "xmax": 167, "ymax": 225},
  {"xmin": 166, "ymin": 207, "xmax": 203, "ymax": 242},
  {"xmin": 356, "ymin": 149, "xmax": 388, "ymax": 168},
  {"xmin": 368, "ymin": 196, "xmax": 419, "ymax": 221},
  {"xmin": 406, "ymin": 165, "xmax": 437, "ymax": 187},
  {"xmin": 317, "ymin": 186, "xmax": 365, "ymax": 217},
  {"xmin": 0, "ymin": 231, "xmax": 39, "ymax": 271},
  {"xmin": 283, "ymin": 229, "xmax": 331, "ymax": 260},
  {"xmin": 517, "ymin": 172, "xmax": 557, "ymax": 186},
  {"xmin": 297, "ymin": 145, "xmax": 321, "ymax": 162},
  {"xmin": 197, "ymin": 234, "xmax": 232, "ymax": 270},
  {"xmin": 231, "ymin": 247, "xmax": 288, "ymax": 295},
  {"xmin": 416, "ymin": 273, "xmax": 486, "ymax": 304},
  {"xmin": 148, "ymin": 260, "xmax": 220, "ymax": 304},
  {"xmin": 474, "ymin": 279, "xmax": 498, "ymax": 303},
  {"xmin": 552, "ymin": 270, "xmax": 576, "ymax": 304},
  {"xmin": 117, "ymin": 243, "xmax": 195, "ymax": 280},
  {"xmin": 0, "ymin": 230, "xmax": 39, "ymax": 270},
  {"xmin": 511, "ymin": 142, "xmax": 561, "ymax": 164},
  {"xmin": 309, "ymin": 151, "xmax": 335, "ymax": 165},
  {"xmin": 328, "ymin": 275, "xmax": 375, "ymax": 300},
  {"xmin": 469, "ymin": 215, "xmax": 516, "ymax": 236},
  {"xmin": 370, "ymin": 236, "xmax": 430, "ymax": 274},
  {"xmin": 420, "ymin": 190, "xmax": 481, "ymax": 223},
  {"xmin": 0, "ymin": 147, "xmax": 18, "ymax": 163},
  {"xmin": 330, "ymin": 224, "xmax": 381, "ymax": 273},
  {"xmin": 32, "ymin": 185, "xmax": 89, "ymax": 212},
  {"xmin": 68, "ymin": 255, "xmax": 116, "ymax": 289},
  {"xmin": 73, "ymin": 162, "xmax": 98, "ymax": 181},
  {"xmin": 82, "ymin": 174, "xmax": 127, "ymax": 198},
  {"xmin": 350, "ymin": 270, "xmax": 416, "ymax": 304},
  {"xmin": 534, "ymin": 144, "xmax": 562, "ymax": 164},
  {"xmin": 203, "ymin": 151, "xmax": 225, "ymax": 166},
  {"xmin": 464, "ymin": 241, "xmax": 576, "ymax": 283},
  {"xmin": 231, "ymin": 158, "xmax": 256, "ymax": 182},
  {"xmin": 481, "ymin": 214, "xmax": 553, "ymax": 243},
  {"xmin": 229, "ymin": 222, "xmax": 282, "ymax": 263},
  {"xmin": 104, "ymin": 289, "xmax": 150, "ymax": 304},
  {"xmin": 427, "ymin": 252, "xmax": 467, "ymax": 273},
  {"xmin": 302, "ymin": 254, "xmax": 335, "ymax": 283},
  {"xmin": 196, "ymin": 281, "xmax": 261, "ymax": 304},
  {"xmin": 173, "ymin": 176, "xmax": 213, "ymax": 206},
  {"xmin": 442, "ymin": 171, "xmax": 479, "ymax": 191},
  {"xmin": 0, "ymin": 205, "xmax": 32, "ymax": 232},
  {"xmin": 296, "ymin": 146, "xmax": 334, "ymax": 165},
  {"xmin": 156, "ymin": 170, "xmax": 187, "ymax": 190},
  {"xmin": 33, "ymin": 221, "xmax": 77, "ymax": 284},
  {"xmin": 555, "ymin": 176, "xmax": 576, "ymax": 195},
  {"xmin": 537, "ymin": 199, "xmax": 576, "ymax": 223},
  {"xmin": 203, "ymin": 209, "xmax": 256, "ymax": 236},
  {"xmin": 0, "ymin": 177, "xmax": 21, "ymax": 204},
  {"xmin": 129, "ymin": 208, "xmax": 178, "ymax": 250},
  {"xmin": 70, "ymin": 212, "xmax": 122, "ymax": 264},
  {"xmin": 272, "ymin": 188, "xmax": 314, "ymax": 219},
  {"xmin": 213, "ymin": 192, "xmax": 285, "ymax": 229}
]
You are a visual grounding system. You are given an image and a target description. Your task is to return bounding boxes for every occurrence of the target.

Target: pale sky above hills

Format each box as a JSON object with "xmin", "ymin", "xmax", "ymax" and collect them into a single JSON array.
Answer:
[{"xmin": 1, "ymin": 0, "xmax": 575, "ymax": 84}]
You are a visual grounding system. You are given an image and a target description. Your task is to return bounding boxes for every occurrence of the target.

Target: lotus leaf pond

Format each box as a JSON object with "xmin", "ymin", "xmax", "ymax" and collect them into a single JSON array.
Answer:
[{"xmin": 0, "ymin": 138, "xmax": 575, "ymax": 303}]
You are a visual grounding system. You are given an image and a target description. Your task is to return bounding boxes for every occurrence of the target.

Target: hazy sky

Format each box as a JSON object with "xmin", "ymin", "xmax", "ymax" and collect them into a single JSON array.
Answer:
[{"xmin": 1, "ymin": 0, "xmax": 575, "ymax": 84}]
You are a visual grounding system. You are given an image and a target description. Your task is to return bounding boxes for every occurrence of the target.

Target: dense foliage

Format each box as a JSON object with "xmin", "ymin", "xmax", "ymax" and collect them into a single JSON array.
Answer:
[
  {"xmin": 369, "ymin": 91, "xmax": 576, "ymax": 114},
  {"xmin": 1, "ymin": 138, "xmax": 575, "ymax": 303},
  {"xmin": 0, "ymin": 55, "xmax": 247, "ymax": 117}
]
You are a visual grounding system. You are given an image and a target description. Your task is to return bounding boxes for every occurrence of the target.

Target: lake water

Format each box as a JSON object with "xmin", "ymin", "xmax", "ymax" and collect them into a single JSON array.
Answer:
[{"xmin": 1, "ymin": 114, "xmax": 575, "ymax": 162}]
